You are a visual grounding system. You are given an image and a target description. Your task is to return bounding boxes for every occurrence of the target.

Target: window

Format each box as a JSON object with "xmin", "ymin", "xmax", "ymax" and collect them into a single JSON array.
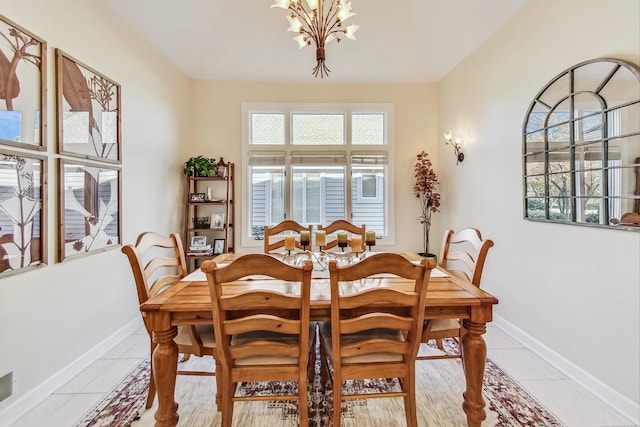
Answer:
[
  {"xmin": 242, "ymin": 104, "xmax": 394, "ymax": 246},
  {"xmin": 523, "ymin": 58, "xmax": 640, "ymax": 229}
]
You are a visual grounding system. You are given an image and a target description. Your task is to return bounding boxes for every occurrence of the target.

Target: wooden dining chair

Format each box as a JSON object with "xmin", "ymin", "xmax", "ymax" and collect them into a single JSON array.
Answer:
[
  {"xmin": 201, "ymin": 254, "xmax": 315, "ymax": 427},
  {"xmin": 121, "ymin": 231, "xmax": 217, "ymax": 409},
  {"xmin": 319, "ymin": 253, "xmax": 436, "ymax": 427},
  {"xmin": 317, "ymin": 219, "xmax": 366, "ymax": 250},
  {"xmin": 418, "ymin": 228, "xmax": 494, "ymax": 360},
  {"xmin": 263, "ymin": 219, "xmax": 312, "ymax": 253}
]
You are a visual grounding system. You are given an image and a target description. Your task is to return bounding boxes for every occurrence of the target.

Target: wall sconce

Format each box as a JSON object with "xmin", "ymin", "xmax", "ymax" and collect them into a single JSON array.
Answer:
[{"xmin": 444, "ymin": 131, "xmax": 464, "ymax": 165}]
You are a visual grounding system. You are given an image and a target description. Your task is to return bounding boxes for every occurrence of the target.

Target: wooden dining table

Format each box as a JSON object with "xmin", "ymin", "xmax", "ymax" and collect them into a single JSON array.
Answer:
[{"xmin": 140, "ymin": 252, "xmax": 499, "ymax": 427}]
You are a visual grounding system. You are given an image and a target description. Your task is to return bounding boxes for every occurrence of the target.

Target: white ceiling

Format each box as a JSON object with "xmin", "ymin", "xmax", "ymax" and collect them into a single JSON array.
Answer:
[{"xmin": 103, "ymin": 0, "xmax": 528, "ymax": 83}]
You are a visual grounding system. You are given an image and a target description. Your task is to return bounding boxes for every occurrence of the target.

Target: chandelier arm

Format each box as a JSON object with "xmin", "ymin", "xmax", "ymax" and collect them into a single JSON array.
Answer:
[
  {"xmin": 317, "ymin": 0, "xmax": 326, "ymax": 41},
  {"xmin": 320, "ymin": 1, "xmax": 341, "ymax": 40},
  {"xmin": 290, "ymin": 6, "xmax": 320, "ymax": 41},
  {"xmin": 325, "ymin": 22, "xmax": 344, "ymax": 37},
  {"xmin": 290, "ymin": 6, "xmax": 313, "ymax": 29}
]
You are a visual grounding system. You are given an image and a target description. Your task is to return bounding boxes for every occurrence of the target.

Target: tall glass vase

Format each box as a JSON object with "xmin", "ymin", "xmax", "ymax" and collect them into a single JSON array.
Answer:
[{"xmin": 422, "ymin": 222, "xmax": 431, "ymax": 256}]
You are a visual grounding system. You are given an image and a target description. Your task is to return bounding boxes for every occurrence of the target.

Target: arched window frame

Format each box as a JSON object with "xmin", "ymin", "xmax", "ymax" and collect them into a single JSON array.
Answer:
[{"xmin": 522, "ymin": 58, "xmax": 640, "ymax": 230}]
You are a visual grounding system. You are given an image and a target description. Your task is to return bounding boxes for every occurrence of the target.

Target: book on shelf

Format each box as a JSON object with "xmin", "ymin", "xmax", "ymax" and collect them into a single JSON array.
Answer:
[
  {"xmin": 187, "ymin": 249, "xmax": 213, "ymax": 256},
  {"xmin": 187, "ymin": 244, "xmax": 213, "ymax": 256},
  {"xmin": 189, "ymin": 244, "xmax": 211, "ymax": 251}
]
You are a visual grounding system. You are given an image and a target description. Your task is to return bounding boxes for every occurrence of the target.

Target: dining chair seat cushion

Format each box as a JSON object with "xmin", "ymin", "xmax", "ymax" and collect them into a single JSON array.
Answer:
[
  {"xmin": 427, "ymin": 318, "xmax": 460, "ymax": 332},
  {"xmin": 230, "ymin": 324, "xmax": 316, "ymax": 366},
  {"xmin": 319, "ymin": 321, "xmax": 404, "ymax": 364},
  {"xmin": 175, "ymin": 324, "xmax": 216, "ymax": 347}
]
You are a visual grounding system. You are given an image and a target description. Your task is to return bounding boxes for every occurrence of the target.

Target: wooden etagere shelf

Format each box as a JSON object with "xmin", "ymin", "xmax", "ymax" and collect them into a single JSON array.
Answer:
[{"xmin": 183, "ymin": 162, "xmax": 234, "ymax": 271}]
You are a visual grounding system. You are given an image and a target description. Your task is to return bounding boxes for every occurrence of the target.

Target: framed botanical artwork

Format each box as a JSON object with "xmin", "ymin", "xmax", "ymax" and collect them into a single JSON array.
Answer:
[
  {"xmin": 0, "ymin": 14, "xmax": 47, "ymax": 150},
  {"xmin": 58, "ymin": 160, "xmax": 121, "ymax": 261},
  {"xmin": 55, "ymin": 49, "xmax": 121, "ymax": 163},
  {"xmin": 0, "ymin": 150, "xmax": 46, "ymax": 276}
]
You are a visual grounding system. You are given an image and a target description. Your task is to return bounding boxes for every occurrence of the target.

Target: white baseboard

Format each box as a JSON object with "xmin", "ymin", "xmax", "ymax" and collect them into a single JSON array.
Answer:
[
  {"xmin": 492, "ymin": 314, "xmax": 639, "ymax": 425},
  {"xmin": 0, "ymin": 317, "xmax": 141, "ymax": 427}
]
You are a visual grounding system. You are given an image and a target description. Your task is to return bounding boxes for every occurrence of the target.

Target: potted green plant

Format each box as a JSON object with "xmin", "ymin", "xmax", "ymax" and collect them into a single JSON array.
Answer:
[
  {"xmin": 413, "ymin": 150, "xmax": 441, "ymax": 257},
  {"xmin": 183, "ymin": 156, "xmax": 217, "ymax": 177}
]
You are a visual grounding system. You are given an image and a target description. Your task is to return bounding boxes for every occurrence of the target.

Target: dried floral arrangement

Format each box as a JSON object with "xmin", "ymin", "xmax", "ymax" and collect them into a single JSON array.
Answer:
[{"xmin": 413, "ymin": 150, "xmax": 441, "ymax": 255}]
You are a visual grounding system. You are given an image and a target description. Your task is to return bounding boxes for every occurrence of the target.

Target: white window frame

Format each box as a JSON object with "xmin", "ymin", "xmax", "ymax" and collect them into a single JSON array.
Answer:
[{"xmin": 241, "ymin": 102, "xmax": 395, "ymax": 248}]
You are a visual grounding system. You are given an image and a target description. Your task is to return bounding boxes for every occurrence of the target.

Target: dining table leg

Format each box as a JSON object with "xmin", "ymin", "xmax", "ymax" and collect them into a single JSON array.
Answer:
[
  {"xmin": 152, "ymin": 326, "xmax": 180, "ymax": 427},
  {"xmin": 460, "ymin": 319, "xmax": 488, "ymax": 427}
]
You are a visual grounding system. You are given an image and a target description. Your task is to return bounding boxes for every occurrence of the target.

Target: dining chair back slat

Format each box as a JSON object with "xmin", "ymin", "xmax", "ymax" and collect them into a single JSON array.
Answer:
[
  {"xmin": 317, "ymin": 219, "xmax": 366, "ymax": 250},
  {"xmin": 340, "ymin": 313, "xmax": 415, "ymax": 334},
  {"xmin": 263, "ymin": 220, "xmax": 312, "ymax": 253},
  {"xmin": 438, "ymin": 228, "xmax": 494, "ymax": 287},
  {"xmin": 339, "ymin": 288, "xmax": 419, "ymax": 309},
  {"xmin": 218, "ymin": 292, "xmax": 302, "ymax": 310},
  {"xmin": 224, "ymin": 316, "xmax": 300, "ymax": 335}
]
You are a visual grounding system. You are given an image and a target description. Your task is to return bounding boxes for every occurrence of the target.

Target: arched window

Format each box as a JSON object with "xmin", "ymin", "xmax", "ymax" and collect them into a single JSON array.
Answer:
[{"xmin": 523, "ymin": 58, "xmax": 640, "ymax": 229}]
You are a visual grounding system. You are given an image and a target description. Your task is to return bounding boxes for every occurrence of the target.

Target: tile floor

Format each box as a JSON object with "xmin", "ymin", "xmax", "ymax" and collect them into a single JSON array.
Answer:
[{"xmin": 7, "ymin": 321, "xmax": 638, "ymax": 427}]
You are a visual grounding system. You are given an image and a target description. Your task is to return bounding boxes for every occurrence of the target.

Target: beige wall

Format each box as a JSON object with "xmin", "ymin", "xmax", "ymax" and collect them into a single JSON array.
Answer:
[
  {"xmin": 190, "ymin": 81, "xmax": 440, "ymax": 253},
  {"xmin": 437, "ymin": 0, "xmax": 640, "ymax": 410},
  {"xmin": 0, "ymin": 0, "xmax": 192, "ymax": 413}
]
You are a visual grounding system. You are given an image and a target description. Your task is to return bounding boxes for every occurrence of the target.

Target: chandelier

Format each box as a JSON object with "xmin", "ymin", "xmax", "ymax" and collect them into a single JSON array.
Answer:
[{"xmin": 271, "ymin": 0, "xmax": 359, "ymax": 78}]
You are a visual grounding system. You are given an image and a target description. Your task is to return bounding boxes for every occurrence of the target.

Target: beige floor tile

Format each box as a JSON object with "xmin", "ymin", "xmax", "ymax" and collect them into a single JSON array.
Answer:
[
  {"xmin": 519, "ymin": 378, "xmax": 637, "ymax": 427},
  {"xmin": 488, "ymin": 347, "xmax": 567, "ymax": 381},
  {"xmin": 56, "ymin": 358, "xmax": 141, "ymax": 394}
]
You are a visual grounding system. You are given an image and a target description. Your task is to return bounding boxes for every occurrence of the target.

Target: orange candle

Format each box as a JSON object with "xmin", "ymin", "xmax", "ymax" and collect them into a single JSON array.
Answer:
[
  {"xmin": 315, "ymin": 230, "xmax": 326, "ymax": 247},
  {"xmin": 350, "ymin": 235, "xmax": 363, "ymax": 252},
  {"xmin": 284, "ymin": 234, "xmax": 295, "ymax": 251}
]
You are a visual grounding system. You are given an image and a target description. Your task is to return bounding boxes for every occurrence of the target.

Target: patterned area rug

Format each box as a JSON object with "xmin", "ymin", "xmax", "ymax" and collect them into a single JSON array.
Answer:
[{"xmin": 75, "ymin": 340, "xmax": 564, "ymax": 427}]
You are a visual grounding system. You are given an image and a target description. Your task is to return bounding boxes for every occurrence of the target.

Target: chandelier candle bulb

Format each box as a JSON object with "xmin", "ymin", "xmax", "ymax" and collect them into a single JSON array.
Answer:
[
  {"xmin": 300, "ymin": 230, "xmax": 310, "ymax": 247},
  {"xmin": 351, "ymin": 235, "xmax": 362, "ymax": 253},
  {"xmin": 315, "ymin": 230, "xmax": 326, "ymax": 247},
  {"xmin": 337, "ymin": 231, "xmax": 348, "ymax": 248},
  {"xmin": 284, "ymin": 234, "xmax": 296, "ymax": 251},
  {"xmin": 365, "ymin": 230, "xmax": 376, "ymax": 246}
]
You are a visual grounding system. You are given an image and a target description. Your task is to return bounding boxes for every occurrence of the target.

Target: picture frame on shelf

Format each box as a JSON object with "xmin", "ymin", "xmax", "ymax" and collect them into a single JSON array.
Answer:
[
  {"xmin": 211, "ymin": 212, "xmax": 225, "ymax": 229},
  {"xmin": 55, "ymin": 49, "xmax": 121, "ymax": 163},
  {"xmin": 0, "ymin": 14, "xmax": 47, "ymax": 150},
  {"xmin": 213, "ymin": 239, "xmax": 225, "ymax": 255},
  {"xmin": 191, "ymin": 236, "xmax": 207, "ymax": 247},
  {"xmin": 189, "ymin": 192, "xmax": 206, "ymax": 203}
]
